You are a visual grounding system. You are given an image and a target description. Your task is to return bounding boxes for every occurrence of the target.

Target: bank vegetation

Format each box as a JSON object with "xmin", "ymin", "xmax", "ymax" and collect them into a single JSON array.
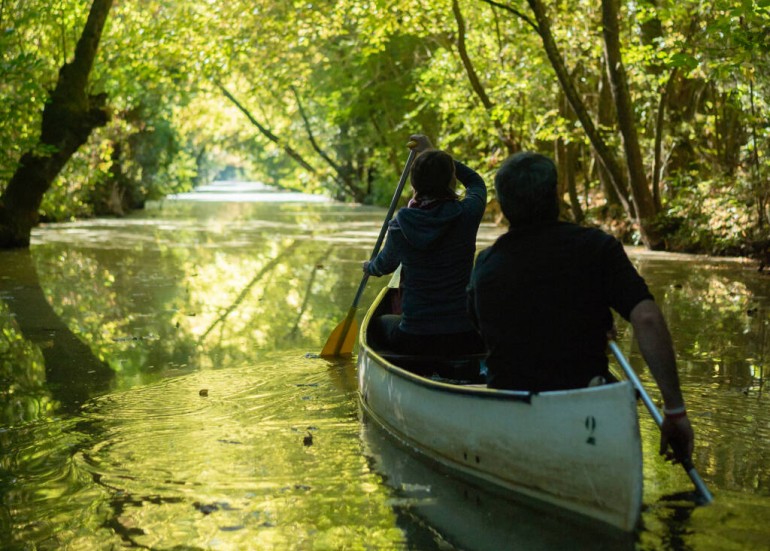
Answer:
[{"xmin": 0, "ymin": 0, "xmax": 768, "ymax": 255}]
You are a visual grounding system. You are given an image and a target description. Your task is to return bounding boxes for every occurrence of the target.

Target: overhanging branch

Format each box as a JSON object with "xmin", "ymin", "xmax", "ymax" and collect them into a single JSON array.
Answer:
[{"xmin": 216, "ymin": 82, "xmax": 318, "ymax": 175}]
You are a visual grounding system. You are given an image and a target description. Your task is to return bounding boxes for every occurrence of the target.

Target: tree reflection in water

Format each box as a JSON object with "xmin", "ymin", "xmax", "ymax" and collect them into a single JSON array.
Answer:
[
  {"xmin": 0, "ymin": 189, "xmax": 768, "ymax": 550},
  {"xmin": 0, "ymin": 249, "xmax": 112, "ymax": 420}
]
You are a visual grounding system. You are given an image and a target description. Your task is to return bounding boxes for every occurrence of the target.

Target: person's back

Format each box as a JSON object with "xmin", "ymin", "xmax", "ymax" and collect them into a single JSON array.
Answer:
[
  {"xmin": 386, "ymin": 166, "xmax": 484, "ymax": 335},
  {"xmin": 365, "ymin": 135, "xmax": 486, "ymax": 356},
  {"xmin": 470, "ymin": 221, "xmax": 650, "ymax": 390}
]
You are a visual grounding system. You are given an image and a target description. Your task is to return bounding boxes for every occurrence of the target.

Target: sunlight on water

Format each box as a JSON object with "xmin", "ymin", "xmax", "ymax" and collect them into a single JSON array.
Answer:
[
  {"xmin": 1, "ymin": 183, "xmax": 768, "ymax": 550},
  {"xmin": 168, "ymin": 181, "xmax": 333, "ymax": 203},
  {"xmin": 69, "ymin": 354, "xmax": 396, "ymax": 549}
]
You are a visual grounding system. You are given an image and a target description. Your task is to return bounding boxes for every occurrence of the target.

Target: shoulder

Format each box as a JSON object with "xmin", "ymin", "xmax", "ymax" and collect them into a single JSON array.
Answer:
[
  {"xmin": 553, "ymin": 221, "xmax": 609, "ymax": 237},
  {"xmin": 552, "ymin": 222, "xmax": 620, "ymax": 250},
  {"xmin": 473, "ymin": 242, "xmax": 512, "ymax": 274}
]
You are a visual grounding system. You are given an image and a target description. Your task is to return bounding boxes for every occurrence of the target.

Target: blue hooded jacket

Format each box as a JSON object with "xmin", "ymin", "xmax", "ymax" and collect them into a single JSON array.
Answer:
[{"xmin": 367, "ymin": 161, "xmax": 487, "ymax": 334}]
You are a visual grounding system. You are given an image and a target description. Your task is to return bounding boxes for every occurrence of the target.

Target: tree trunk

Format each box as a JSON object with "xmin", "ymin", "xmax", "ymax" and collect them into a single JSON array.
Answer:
[
  {"xmin": 452, "ymin": 0, "xmax": 516, "ymax": 154},
  {"xmin": 557, "ymin": 93, "xmax": 584, "ymax": 223},
  {"xmin": 566, "ymin": 141, "xmax": 584, "ymax": 224},
  {"xmin": 596, "ymin": 67, "xmax": 626, "ymax": 209},
  {"xmin": 601, "ymin": 0, "xmax": 663, "ymax": 248},
  {"xmin": 0, "ymin": 0, "xmax": 113, "ymax": 249},
  {"xmin": 522, "ymin": 0, "xmax": 633, "ymax": 217},
  {"xmin": 652, "ymin": 68, "xmax": 678, "ymax": 210}
]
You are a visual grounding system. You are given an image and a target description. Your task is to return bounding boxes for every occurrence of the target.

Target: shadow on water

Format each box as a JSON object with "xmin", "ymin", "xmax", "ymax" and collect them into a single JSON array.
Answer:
[{"xmin": 0, "ymin": 249, "xmax": 113, "ymax": 416}]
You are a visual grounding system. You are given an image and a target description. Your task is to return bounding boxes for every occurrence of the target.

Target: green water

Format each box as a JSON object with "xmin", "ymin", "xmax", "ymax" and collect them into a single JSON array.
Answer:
[{"xmin": 0, "ymin": 183, "xmax": 768, "ymax": 550}]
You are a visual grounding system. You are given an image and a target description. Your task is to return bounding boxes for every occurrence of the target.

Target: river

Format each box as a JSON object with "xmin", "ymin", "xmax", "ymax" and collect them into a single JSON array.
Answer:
[{"xmin": 0, "ymin": 181, "xmax": 768, "ymax": 550}]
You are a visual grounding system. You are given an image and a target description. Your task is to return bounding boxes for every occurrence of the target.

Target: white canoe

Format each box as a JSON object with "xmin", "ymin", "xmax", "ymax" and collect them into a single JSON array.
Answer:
[
  {"xmin": 357, "ymin": 286, "xmax": 643, "ymax": 532},
  {"xmin": 361, "ymin": 418, "xmax": 637, "ymax": 550}
]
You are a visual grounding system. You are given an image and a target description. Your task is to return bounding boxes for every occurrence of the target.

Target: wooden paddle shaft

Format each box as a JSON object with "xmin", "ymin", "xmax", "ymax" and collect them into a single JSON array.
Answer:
[
  {"xmin": 609, "ymin": 341, "xmax": 714, "ymax": 504},
  {"xmin": 323, "ymin": 148, "xmax": 417, "ymax": 356},
  {"xmin": 351, "ymin": 148, "xmax": 417, "ymax": 311}
]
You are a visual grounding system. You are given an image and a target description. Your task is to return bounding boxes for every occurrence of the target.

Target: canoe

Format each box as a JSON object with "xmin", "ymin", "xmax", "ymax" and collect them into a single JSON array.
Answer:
[
  {"xmin": 361, "ymin": 417, "xmax": 636, "ymax": 550},
  {"xmin": 357, "ymin": 285, "xmax": 644, "ymax": 532}
]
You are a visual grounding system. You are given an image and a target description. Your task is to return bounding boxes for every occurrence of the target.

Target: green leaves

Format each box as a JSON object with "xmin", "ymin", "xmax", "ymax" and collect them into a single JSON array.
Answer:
[{"xmin": 1, "ymin": 0, "xmax": 768, "ymax": 249}]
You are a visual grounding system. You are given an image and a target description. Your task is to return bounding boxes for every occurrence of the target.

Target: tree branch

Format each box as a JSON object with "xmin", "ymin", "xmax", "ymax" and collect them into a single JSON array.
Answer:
[
  {"xmin": 453, "ymin": 0, "xmax": 515, "ymax": 152},
  {"xmin": 216, "ymin": 82, "xmax": 318, "ymax": 175},
  {"xmin": 291, "ymin": 86, "xmax": 342, "ymax": 174},
  {"xmin": 477, "ymin": 0, "xmax": 538, "ymax": 32}
]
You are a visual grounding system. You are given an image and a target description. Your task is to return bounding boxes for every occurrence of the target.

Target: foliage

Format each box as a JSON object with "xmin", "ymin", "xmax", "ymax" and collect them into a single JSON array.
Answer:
[{"xmin": 0, "ymin": 0, "xmax": 768, "ymax": 252}]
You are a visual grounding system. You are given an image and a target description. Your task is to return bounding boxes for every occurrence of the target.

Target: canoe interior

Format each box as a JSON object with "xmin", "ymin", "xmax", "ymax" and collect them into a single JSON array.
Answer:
[{"xmin": 364, "ymin": 285, "xmax": 487, "ymax": 383}]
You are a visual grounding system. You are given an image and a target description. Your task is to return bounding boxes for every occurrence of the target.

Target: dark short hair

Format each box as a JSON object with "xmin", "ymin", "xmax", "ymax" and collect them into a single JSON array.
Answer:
[
  {"xmin": 494, "ymin": 152, "xmax": 559, "ymax": 226},
  {"xmin": 410, "ymin": 150, "xmax": 456, "ymax": 199}
]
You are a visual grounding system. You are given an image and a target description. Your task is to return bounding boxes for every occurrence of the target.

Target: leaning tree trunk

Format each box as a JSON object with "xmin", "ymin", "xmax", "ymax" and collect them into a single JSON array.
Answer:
[
  {"xmin": 601, "ymin": 0, "xmax": 664, "ymax": 249},
  {"xmin": 0, "ymin": 0, "xmax": 113, "ymax": 249},
  {"xmin": 522, "ymin": 0, "xmax": 633, "ymax": 217}
]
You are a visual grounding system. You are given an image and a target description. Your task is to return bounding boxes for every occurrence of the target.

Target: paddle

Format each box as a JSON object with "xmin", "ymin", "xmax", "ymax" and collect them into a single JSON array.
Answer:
[
  {"xmin": 608, "ymin": 340, "xmax": 714, "ymax": 504},
  {"xmin": 320, "ymin": 146, "xmax": 417, "ymax": 357}
]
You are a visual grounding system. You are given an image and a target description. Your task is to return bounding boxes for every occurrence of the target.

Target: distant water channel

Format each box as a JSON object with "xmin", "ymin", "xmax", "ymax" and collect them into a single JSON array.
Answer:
[{"xmin": 1, "ymin": 181, "xmax": 768, "ymax": 550}]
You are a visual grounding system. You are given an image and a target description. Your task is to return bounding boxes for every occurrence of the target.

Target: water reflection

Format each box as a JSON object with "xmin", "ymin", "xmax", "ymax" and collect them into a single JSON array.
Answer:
[
  {"xmin": 0, "ymin": 250, "xmax": 112, "ymax": 417},
  {"xmin": 0, "ymin": 184, "xmax": 768, "ymax": 549},
  {"xmin": 27, "ymin": 203, "xmax": 388, "ymax": 384},
  {"xmin": 619, "ymin": 254, "xmax": 770, "ymax": 500}
]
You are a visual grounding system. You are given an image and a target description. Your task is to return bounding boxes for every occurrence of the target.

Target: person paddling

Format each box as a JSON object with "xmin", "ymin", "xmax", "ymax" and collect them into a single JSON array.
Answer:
[
  {"xmin": 364, "ymin": 134, "xmax": 486, "ymax": 357},
  {"xmin": 468, "ymin": 151, "xmax": 695, "ymax": 465}
]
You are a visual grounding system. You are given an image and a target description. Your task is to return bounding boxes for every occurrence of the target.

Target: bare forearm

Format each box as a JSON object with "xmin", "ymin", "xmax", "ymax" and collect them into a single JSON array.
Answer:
[{"xmin": 629, "ymin": 299, "xmax": 684, "ymax": 409}]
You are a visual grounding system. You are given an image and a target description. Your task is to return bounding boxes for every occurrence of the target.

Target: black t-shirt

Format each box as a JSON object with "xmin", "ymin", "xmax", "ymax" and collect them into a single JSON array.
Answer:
[{"xmin": 468, "ymin": 221, "xmax": 653, "ymax": 391}]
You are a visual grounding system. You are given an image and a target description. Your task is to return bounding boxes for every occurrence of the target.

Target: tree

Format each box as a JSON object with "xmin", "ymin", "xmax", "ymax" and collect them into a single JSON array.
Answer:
[
  {"xmin": 480, "ymin": 0, "xmax": 666, "ymax": 247},
  {"xmin": 0, "ymin": 0, "xmax": 113, "ymax": 248},
  {"xmin": 600, "ymin": 0, "xmax": 663, "ymax": 248}
]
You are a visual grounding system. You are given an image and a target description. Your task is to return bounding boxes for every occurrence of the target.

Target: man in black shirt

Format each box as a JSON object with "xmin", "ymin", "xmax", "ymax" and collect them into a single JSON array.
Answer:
[{"xmin": 468, "ymin": 151, "xmax": 694, "ymax": 464}]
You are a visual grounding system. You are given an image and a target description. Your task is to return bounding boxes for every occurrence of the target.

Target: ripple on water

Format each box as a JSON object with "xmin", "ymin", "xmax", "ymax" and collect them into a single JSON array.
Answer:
[{"xmin": 56, "ymin": 354, "xmax": 377, "ymax": 549}]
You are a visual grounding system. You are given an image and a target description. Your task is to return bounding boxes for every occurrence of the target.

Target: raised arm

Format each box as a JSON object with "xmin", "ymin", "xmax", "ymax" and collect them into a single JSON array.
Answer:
[{"xmin": 455, "ymin": 160, "xmax": 487, "ymax": 211}]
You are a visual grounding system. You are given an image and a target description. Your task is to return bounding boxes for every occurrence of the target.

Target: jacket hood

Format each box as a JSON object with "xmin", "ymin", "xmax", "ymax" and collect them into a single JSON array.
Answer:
[{"xmin": 391, "ymin": 201, "xmax": 462, "ymax": 249}]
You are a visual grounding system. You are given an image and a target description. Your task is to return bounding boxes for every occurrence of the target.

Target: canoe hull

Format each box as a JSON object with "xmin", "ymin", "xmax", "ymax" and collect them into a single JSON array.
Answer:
[{"xmin": 358, "ymin": 287, "xmax": 643, "ymax": 532}]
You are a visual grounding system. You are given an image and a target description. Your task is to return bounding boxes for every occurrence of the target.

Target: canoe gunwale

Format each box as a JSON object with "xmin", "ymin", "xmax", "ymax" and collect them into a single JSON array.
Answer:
[
  {"xmin": 359, "ymin": 285, "xmax": 624, "ymax": 403},
  {"xmin": 362, "ymin": 345, "xmax": 535, "ymax": 403}
]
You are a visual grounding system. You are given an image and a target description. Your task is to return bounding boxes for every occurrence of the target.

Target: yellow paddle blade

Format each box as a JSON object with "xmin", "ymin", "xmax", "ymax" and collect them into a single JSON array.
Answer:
[{"xmin": 320, "ymin": 313, "xmax": 359, "ymax": 357}]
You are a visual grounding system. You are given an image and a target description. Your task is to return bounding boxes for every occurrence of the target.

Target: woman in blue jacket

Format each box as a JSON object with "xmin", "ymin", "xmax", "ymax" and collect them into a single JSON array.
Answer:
[{"xmin": 364, "ymin": 134, "xmax": 487, "ymax": 356}]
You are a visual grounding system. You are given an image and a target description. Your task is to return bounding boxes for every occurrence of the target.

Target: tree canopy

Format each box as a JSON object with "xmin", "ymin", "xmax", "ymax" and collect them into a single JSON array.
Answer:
[{"xmin": 0, "ymin": 0, "xmax": 768, "ymax": 252}]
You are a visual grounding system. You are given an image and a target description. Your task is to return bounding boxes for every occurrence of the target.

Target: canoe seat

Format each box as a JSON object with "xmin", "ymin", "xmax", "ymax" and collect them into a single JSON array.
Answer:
[{"xmin": 377, "ymin": 352, "xmax": 487, "ymax": 385}]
